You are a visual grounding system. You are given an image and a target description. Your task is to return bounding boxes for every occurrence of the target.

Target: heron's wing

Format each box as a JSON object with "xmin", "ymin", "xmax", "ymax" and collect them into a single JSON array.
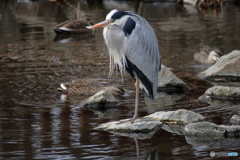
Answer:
[{"xmin": 125, "ymin": 15, "xmax": 160, "ymax": 98}]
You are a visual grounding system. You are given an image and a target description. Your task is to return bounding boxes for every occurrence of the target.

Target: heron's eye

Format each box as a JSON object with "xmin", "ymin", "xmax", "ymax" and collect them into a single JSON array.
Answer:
[{"xmin": 111, "ymin": 19, "xmax": 116, "ymax": 23}]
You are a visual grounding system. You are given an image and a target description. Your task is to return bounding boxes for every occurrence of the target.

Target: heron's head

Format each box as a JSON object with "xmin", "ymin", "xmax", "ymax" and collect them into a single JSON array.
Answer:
[{"xmin": 87, "ymin": 9, "xmax": 129, "ymax": 29}]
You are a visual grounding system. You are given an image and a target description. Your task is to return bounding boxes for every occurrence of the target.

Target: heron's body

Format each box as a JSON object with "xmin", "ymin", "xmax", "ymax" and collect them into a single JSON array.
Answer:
[
  {"xmin": 88, "ymin": 9, "xmax": 161, "ymax": 123},
  {"xmin": 194, "ymin": 45, "xmax": 224, "ymax": 64},
  {"xmin": 58, "ymin": 79, "xmax": 124, "ymax": 96},
  {"xmin": 54, "ymin": 15, "xmax": 94, "ymax": 34},
  {"xmin": 103, "ymin": 11, "xmax": 160, "ymax": 99}
]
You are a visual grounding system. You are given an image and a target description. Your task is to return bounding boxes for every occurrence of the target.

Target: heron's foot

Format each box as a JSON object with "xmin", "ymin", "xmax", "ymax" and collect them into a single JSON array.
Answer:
[{"xmin": 117, "ymin": 116, "xmax": 140, "ymax": 124}]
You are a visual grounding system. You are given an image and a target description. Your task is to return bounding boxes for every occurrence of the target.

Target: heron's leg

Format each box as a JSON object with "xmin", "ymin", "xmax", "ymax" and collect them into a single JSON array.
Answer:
[
  {"xmin": 132, "ymin": 77, "xmax": 139, "ymax": 121},
  {"xmin": 117, "ymin": 77, "xmax": 140, "ymax": 124}
]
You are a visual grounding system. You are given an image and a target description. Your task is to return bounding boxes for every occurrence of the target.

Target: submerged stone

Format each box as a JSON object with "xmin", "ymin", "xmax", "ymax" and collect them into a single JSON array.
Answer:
[
  {"xmin": 185, "ymin": 122, "xmax": 240, "ymax": 138},
  {"xmin": 200, "ymin": 86, "xmax": 240, "ymax": 101},
  {"xmin": 185, "ymin": 136, "xmax": 227, "ymax": 145},
  {"xmin": 230, "ymin": 115, "xmax": 240, "ymax": 125}
]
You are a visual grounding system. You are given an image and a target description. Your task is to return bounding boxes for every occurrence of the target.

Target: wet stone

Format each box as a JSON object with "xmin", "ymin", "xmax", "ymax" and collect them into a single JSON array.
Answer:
[
  {"xmin": 94, "ymin": 109, "xmax": 203, "ymax": 134},
  {"xmin": 230, "ymin": 115, "xmax": 240, "ymax": 125},
  {"xmin": 80, "ymin": 90, "xmax": 117, "ymax": 108},
  {"xmin": 145, "ymin": 109, "xmax": 205, "ymax": 124},
  {"xmin": 185, "ymin": 122, "xmax": 240, "ymax": 138},
  {"xmin": 198, "ymin": 50, "xmax": 240, "ymax": 82},
  {"xmin": 185, "ymin": 136, "xmax": 227, "ymax": 146},
  {"xmin": 158, "ymin": 64, "xmax": 190, "ymax": 92},
  {"xmin": 200, "ymin": 86, "xmax": 240, "ymax": 101},
  {"xmin": 162, "ymin": 124, "xmax": 186, "ymax": 135},
  {"xmin": 94, "ymin": 118, "xmax": 162, "ymax": 133}
]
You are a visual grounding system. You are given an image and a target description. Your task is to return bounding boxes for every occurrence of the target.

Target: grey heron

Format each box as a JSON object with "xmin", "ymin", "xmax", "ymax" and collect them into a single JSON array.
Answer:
[
  {"xmin": 88, "ymin": 9, "xmax": 161, "ymax": 123},
  {"xmin": 193, "ymin": 45, "xmax": 224, "ymax": 64}
]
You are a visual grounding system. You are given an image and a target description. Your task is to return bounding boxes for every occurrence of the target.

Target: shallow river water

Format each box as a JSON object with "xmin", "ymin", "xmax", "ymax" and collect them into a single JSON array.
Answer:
[{"xmin": 0, "ymin": 0, "xmax": 240, "ymax": 159}]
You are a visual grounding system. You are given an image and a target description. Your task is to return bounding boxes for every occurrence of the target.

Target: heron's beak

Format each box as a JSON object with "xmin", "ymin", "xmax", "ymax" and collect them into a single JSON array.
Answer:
[{"xmin": 86, "ymin": 20, "xmax": 110, "ymax": 29}]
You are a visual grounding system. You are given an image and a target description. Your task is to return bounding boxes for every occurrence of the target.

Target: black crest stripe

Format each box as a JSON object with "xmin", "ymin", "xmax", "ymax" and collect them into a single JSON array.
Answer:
[
  {"xmin": 123, "ymin": 17, "xmax": 136, "ymax": 36},
  {"xmin": 111, "ymin": 11, "xmax": 128, "ymax": 19}
]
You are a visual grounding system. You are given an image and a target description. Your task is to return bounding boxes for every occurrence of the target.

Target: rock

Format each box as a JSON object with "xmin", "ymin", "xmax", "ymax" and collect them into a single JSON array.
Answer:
[
  {"xmin": 80, "ymin": 90, "xmax": 117, "ymax": 107},
  {"xmin": 199, "ymin": 93, "xmax": 240, "ymax": 107},
  {"xmin": 185, "ymin": 136, "xmax": 227, "ymax": 145},
  {"xmin": 162, "ymin": 124, "xmax": 185, "ymax": 135},
  {"xmin": 198, "ymin": 50, "xmax": 240, "ymax": 82},
  {"xmin": 145, "ymin": 109, "xmax": 205, "ymax": 124},
  {"xmin": 158, "ymin": 64, "xmax": 190, "ymax": 92},
  {"xmin": 94, "ymin": 118, "xmax": 162, "ymax": 133},
  {"xmin": 230, "ymin": 115, "xmax": 240, "ymax": 125},
  {"xmin": 94, "ymin": 109, "xmax": 203, "ymax": 134},
  {"xmin": 200, "ymin": 86, "xmax": 240, "ymax": 101},
  {"xmin": 185, "ymin": 122, "xmax": 240, "ymax": 138}
]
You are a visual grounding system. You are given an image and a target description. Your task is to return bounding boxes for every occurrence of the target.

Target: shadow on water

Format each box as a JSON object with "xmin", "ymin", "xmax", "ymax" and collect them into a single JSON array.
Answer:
[{"xmin": 0, "ymin": 0, "xmax": 240, "ymax": 159}]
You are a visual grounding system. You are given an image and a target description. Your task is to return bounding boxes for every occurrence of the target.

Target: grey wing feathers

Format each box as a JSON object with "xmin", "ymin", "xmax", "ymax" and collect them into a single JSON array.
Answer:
[
  {"xmin": 125, "ymin": 13, "xmax": 160, "ymax": 97},
  {"xmin": 104, "ymin": 23, "xmax": 128, "ymax": 77}
]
